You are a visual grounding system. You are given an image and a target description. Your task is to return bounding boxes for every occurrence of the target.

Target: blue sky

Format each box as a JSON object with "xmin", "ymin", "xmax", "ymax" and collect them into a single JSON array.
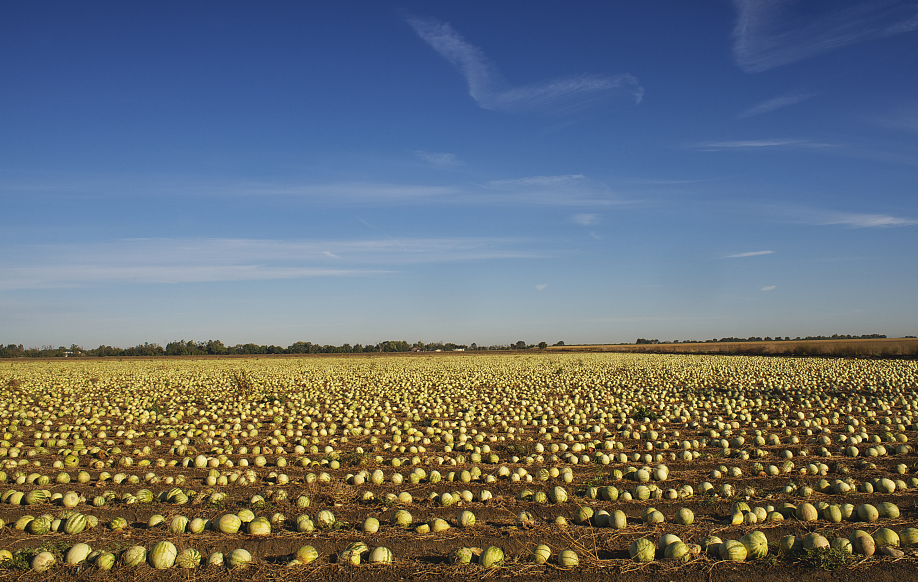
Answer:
[{"xmin": 2, "ymin": 1, "xmax": 917, "ymax": 348}]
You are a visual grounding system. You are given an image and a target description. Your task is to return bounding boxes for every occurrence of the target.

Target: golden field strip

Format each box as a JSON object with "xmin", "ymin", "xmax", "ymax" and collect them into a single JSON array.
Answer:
[{"xmin": 549, "ymin": 337, "xmax": 918, "ymax": 358}]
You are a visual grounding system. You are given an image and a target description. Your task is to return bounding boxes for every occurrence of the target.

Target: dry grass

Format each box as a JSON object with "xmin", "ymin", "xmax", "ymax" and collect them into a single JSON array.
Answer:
[{"xmin": 548, "ymin": 338, "xmax": 918, "ymax": 358}]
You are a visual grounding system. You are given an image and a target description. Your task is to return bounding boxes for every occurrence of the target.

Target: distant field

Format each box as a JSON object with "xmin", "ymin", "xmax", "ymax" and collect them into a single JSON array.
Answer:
[{"xmin": 548, "ymin": 337, "xmax": 918, "ymax": 358}]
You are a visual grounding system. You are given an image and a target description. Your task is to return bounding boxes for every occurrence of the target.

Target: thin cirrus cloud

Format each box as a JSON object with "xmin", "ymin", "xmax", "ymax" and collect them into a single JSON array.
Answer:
[
  {"xmin": 0, "ymin": 172, "xmax": 631, "ymax": 209},
  {"xmin": 761, "ymin": 285, "xmax": 777, "ymax": 291},
  {"xmin": 694, "ymin": 139, "xmax": 836, "ymax": 151},
  {"xmin": 732, "ymin": 0, "xmax": 918, "ymax": 73},
  {"xmin": 874, "ymin": 105, "xmax": 918, "ymax": 133},
  {"xmin": 406, "ymin": 15, "xmax": 643, "ymax": 114},
  {"xmin": 725, "ymin": 250, "xmax": 774, "ymax": 259},
  {"xmin": 776, "ymin": 205, "xmax": 918, "ymax": 227},
  {"xmin": 737, "ymin": 93, "xmax": 812, "ymax": 119},
  {"xmin": 0, "ymin": 237, "xmax": 548, "ymax": 291},
  {"xmin": 810, "ymin": 211, "xmax": 918, "ymax": 228},
  {"xmin": 572, "ymin": 213, "xmax": 600, "ymax": 226},
  {"xmin": 415, "ymin": 150, "xmax": 464, "ymax": 169},
  {"xmin": 479, "ymin": 174, "xmax": 628, "ymax": 206}
]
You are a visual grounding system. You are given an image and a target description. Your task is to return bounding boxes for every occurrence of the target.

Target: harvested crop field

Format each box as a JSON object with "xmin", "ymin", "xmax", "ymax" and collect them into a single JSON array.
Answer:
[{"xmin": 0, "ymin": 353, "xmax": 917, "ymax": 582}]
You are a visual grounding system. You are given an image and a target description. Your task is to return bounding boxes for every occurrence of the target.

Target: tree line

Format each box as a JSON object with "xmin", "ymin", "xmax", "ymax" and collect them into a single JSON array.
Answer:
[{"xmin": 0, "ymin": 339, "xmax": 565, "ymax": 358}]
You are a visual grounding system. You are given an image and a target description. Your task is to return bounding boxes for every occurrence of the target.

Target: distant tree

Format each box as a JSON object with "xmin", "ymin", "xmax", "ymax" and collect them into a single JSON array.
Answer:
[
  {"xmin": 538, "ymin": 341, "xmax": 548, "ymax": 349},
  {"xmin": 206, "ymin": 340, "xmax": 227, "ymax": 355}
]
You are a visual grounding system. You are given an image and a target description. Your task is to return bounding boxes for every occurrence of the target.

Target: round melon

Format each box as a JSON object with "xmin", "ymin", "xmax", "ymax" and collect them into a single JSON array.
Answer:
[
  {"xmin": 170, "ymin": 515, "xmax": 188, "ymax": 535},
  {"xmin": 532, "ymin": 544, "xmax": 551, "ymax": 564},
  {"xmin": 25, "ymin": 489, "xmax": 49, "ymax": 505},
  {"xmin": 28, "ymin": 515, "xmax": 51, "ymax": 535},
  {"xmin": 779, "ymin": 535, "xmax": 801, "ymax": 554},
  {"xmin": 296, "ymin": 515, "xmax": 315, "ymax": 533},
  {"xmin": 852, "ymin": 533, "xmax": 875, "ymax": 556},
  {"xmin": 247, "ymin": 516, "xmax": 271, "ymax": 536},
  {"xmin": 831, "ymin": 538, "xmax": 853, "ymax": 554},
  {"xmin": 795, "ymin": 502, "xmax": 818, "ymax": 521},
  {"xmin": 62, "ymin": 491, "xmax": 80, "ymax": 508},
  {"xmin": 480, "ymin": 546, "xmax": 504, "ymax": 568},
  {"xmin": 149, "ymin": 540, "xmax": 177, "ymax": 569},
  {"xmin": 188, "ymin": 517, "xmax": 207, "ymax": 534},
  {"xmin": 803, "ymin": 533, "xmax": 829, "ymax": 550},
  {"xmin": 176, "ymin": 548, "xmax": 201, "ymax": 569},
  {"xmin": 64, "ymin": 513, "xmax": 87, "ymax": 535},
  {"xmin": 227, "ymin": 548, "xmax": 252, "ymax": 569},
  {"xmin": 368, "ymin": 546, "xmax": 393, "ymax": 564},
  {"xmin": 607, "ymin": 509, "xmax": 626, "ymax": 529},
  {"xmin": 391, "ymin": 509, "xmax": 412, "ymax": 528},
  {"xmin": 450, "ymin": 547, "xmax": 478, "ymax": 564},
  {"xmin": 740, "ymin": 531, "xmax": 768, "ymax": 559},
  {"xmin": 877, "ymin": 502, "xmax": 900, "ymax": 519},
  {"xmin": 95, "ymin": 552, "xmax": 115, "ymax": 570},
  {"xmin": 664, "ymin": 541, "xmax": 690, "ymax": 562},
  {"xmin": 295, "ymin": 545, "xmax": 319, "ymax": 565},
  {"xmin": 822, "ymin": 504, "xmax": 842, "ymax": 523},
  {"xmin": 558, "ymin": 549, "xmax": 579, "ymax": 567},
  {"xmin": 217, "ymin": 513, "xmax": 242, "ymax": 533},
  {"xmin": 550, "ymin": 486, "xmax": 569, "ymax": 504},
  {"xmin": 857, "ymin": 503, "xmax": 879, "ymax": 522},
  {"xmin": 120, "ymin": 546, "xmax": 147, "ymax": 567},
  {"xmin": 900, "ymin": 527, "xmax": 918, "ymax": 547},
  {"xmin": 340, "ymin": 541, "xmax": 368, "ymax": 566},
  {"xmin": 31, "ymin": 551, "xmax": 55, "ymax": 572},
  {"xmin": 458, "ymin": 510, "xmax": 476, "ymax": 527},
  {"xmin": 658, "ymin": 534, "xmax": 681, "ymax": 551},
  {"xmin": 630, "ymin": 538, "xmax": 655, "ymax": 562},
  {"xmin": 576, "ymin": 506, "xmax": 594, "ymax": 525},
  {"xmin": 316, "ymin": 510, "xmax": 335, "ymax": 528},
  {"xmin": 65, "ymin": 543, "xmax": 92, "ymax": 565},
  {"xmin": 675, "ymin": 507, "xmax": 694, "ymax": 525},
  {"xmin": 874, "ymin": 528, "xmax": 900, "ymax": 548},
  {"xmin": 719, "ymin": 540, "xmax": 747, "ymax": 562}
]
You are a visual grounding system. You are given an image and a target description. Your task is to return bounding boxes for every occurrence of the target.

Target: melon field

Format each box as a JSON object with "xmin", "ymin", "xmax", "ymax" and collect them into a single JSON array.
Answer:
[{"xmin": 0, "ymin": 353, "xmax": 917, "ymax": 582}]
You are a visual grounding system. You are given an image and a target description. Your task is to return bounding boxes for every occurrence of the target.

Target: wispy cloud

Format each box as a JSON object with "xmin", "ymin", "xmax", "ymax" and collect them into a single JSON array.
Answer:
[
  {"xmin": 247, "ymin": 182, "xmax": 456, "ymax": 201},
  {"xmin": 535, "ymin": 283, "xmax": 548, "ymax": 291},
  {"xmin": 732, "ymin": 0, "xmax": 918, "ymax": 73},
  {"xmin": 415, "ymin": 150, "xmax": 464, "ymax": 169},
  {"xmin": 486, "ymin": 175, "xmax": 586, "ymax": 189},
  {"xmin": 694, "ymin": 139, "xmax": 836, "ymax": 151},
  {"xmin": 725, "ymin": 250, "xmax": 774, "ymax": 258},
  {"xmin": 780, "ymin": 206, "xmax": 918, "ymax": 227},
  {"xmin": 874, "ymin": 105, "xmax": 918, "ymax": 133},
  {"xmin": 810, "ymin": 211, "xmax": 918, "ymax": 228},
  {"xmin": 0, "ymin": 237, "xmax": 548, "ymax": 290},
  {"xmin": 479, "ymin": 174, "xmax": 628, "ymax": 206},
  {"xmin": 0, "ymin": 172, "xmax": 636, "ymax": 208},
  {"xmin": 737, "ymin": 93, "xmax": 812, "ymax": 118},
  {"xmin": 572, "ymin": 213, "xmax": 600, "ymax": 226},
  {"xmin": 407, "ymin": 15, "xmax": 643, "ymax": 114},
  {"xmin": 761, "ymin": 285, "xmax": 777, "ymax": 291}
]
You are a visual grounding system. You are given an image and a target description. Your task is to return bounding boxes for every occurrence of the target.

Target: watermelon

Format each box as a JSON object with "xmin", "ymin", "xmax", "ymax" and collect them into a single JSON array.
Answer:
[
  {"xmin": 368, "ymin": 546, "xmax": 393, "ymax": 564},
  {"xmin": 149, "ymin": 540, "xmax": 177, "ymax": 569}
]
